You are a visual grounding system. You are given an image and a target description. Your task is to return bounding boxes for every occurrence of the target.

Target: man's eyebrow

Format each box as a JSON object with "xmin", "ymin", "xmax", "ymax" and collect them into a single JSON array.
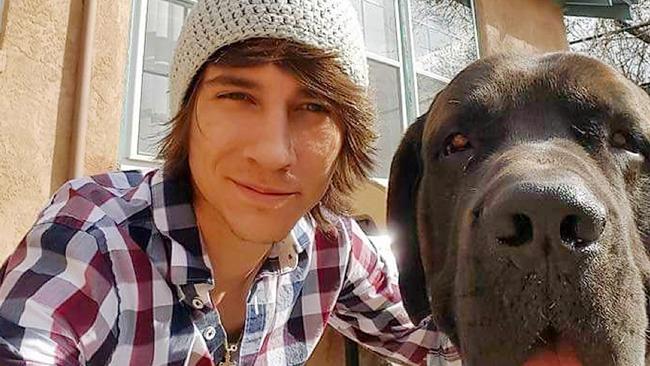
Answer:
[
  {"xmin": 203, "ymin": 74, "xmax": 260, "ymax": 89},
  {"xmin": 296, "ymin": 87, "xmax": 324, "ymax": 100}
]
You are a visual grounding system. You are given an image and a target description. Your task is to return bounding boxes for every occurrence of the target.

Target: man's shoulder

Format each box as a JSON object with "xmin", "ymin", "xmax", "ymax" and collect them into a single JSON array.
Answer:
[
  {"xmin": 37, "ymin": 170, "xmax": 156, "ymax": 231},
  {"xmin": 315, "ymin": 212, "xmax": 396, "ymax": 270},
  {"xmin": 0, "ymin": 170, "xmax": 159, "ymax": 300},
  {"xmin": 312, "ymin": 212, "xmax": 370, "ymax": 250}
]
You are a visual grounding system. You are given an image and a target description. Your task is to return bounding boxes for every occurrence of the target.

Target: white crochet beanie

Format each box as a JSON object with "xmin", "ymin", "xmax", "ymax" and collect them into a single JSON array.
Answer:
[{"xmin": 169, "ymin": 0, "xmax": 368, "ymax": 117}]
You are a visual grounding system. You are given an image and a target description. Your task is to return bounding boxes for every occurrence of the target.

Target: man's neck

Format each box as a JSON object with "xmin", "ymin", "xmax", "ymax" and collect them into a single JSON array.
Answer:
[{"xmin": 193, "ymin": 197, "xmax": 271, "ymax": 287}]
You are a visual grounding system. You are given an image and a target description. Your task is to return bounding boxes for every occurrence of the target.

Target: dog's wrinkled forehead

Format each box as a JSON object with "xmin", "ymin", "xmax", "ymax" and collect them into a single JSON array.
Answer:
[{"xmin": 425, "ymin": 52, "xmax": 650, "ymax": 138}]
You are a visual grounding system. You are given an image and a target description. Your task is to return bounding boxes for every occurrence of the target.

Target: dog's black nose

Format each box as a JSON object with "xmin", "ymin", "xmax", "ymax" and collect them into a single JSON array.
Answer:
[{"xmin": 484, "ymin": 180, "xmax": 606, "ymax": 250}]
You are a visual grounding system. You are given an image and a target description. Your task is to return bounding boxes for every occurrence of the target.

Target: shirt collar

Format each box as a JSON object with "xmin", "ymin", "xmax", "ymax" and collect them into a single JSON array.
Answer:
[
  {"xmin": 150, "ymin": 169, "xmax": 213, "ymax": 286},
  {"xmin": 259, "ymin": 215, "xmax": 315, "ymax": 276},
  {"xmin": 149, "ymin": 169, "xmax": 317, "ymax": 285}
]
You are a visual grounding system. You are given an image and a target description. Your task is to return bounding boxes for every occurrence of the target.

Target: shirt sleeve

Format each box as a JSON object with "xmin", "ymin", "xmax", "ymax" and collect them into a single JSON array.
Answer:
[
  {"xmin": 0, "ymin": 222, "xmax": 116, "ymax": 366},
  {"xmin": 329, "ymin": 219, "xmax": 461, "ymax": 366}
]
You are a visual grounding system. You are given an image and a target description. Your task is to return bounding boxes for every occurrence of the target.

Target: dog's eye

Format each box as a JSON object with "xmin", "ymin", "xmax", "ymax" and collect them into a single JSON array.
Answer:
[
  {"xmin": 444, "ymin": 133, "xmax": 472, "ymax": 156},
  {"xmin": 611, "ymin": 131, "xmax": 639, "ymax": 153}
]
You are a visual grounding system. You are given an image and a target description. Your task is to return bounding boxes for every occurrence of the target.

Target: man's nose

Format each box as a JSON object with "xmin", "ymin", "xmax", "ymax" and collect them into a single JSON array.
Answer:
[{"xmin": 243, "ymin": 107, "xmax": 296, "ymax": 170}]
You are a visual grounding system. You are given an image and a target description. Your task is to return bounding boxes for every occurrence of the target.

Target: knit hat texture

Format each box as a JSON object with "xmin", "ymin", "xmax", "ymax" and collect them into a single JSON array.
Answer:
[{"xmin": 169, "ymin": 0, "xmax": 368, "ymax": 117}]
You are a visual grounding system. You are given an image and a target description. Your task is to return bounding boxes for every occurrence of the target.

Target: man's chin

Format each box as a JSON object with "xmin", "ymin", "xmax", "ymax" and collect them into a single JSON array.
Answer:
[{"xmin": 229, "ymin": 220, "xmax": 296, "ymax": 245}]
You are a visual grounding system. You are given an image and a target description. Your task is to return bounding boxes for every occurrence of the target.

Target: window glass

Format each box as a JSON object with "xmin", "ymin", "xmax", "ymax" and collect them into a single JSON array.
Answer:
[
  {"xmin": 137, "ymin": 0, "xmax": 191, "ymax": 157},
  {"xmin": 138, "ymin": 72, "xmax": 168, "ymax": 156},
  {"xmin": 416, "ymin": 73, "xmax": 447, "ymax": 115},
  {"xmin": 410, "ymin": 0, "xmax": 477, "ymax": 79},
  {"xmin": 351, "ymin": 0, "xmax": 399, "ymax": 60},
  {"xmin": 565, "ymin": 1, "xmax": 649, "ymax": 89},
  {"xmin": 368, "ymin": 59, "xmax": 403, "ymax": 178},
  {"xmin": 0, "ymin": 0, "xmax": 5, "ymax": 36},
  {"xmin": 143, "ymin": 0, "xmax": 187, "ymax": 75}
]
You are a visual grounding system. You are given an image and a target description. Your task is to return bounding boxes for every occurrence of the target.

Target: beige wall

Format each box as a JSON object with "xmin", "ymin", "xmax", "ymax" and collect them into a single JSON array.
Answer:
[
  {"xmin": 350, "ymin": 179, "xmax": 388, "ymax": 231},
  {"xmin": 0, "ymin": 0, "xmax": 131, "ymax": 262},
  {"xmin": 474, "ymin": 0, "xmax": 569, "ymax": 57}
]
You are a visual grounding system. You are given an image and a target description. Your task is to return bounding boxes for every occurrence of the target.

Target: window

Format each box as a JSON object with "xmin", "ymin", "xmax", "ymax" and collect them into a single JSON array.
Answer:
[
  {"xmin": 122, "ymin": 0, "xmax": 194, "ymax": 165},
  {"xmin": 410, "ymin": 0, "xmax": 478, "ymax": 115},
  {"xmin": 351, "ymin": 0, "xmax": 400, "ymax": 61},
  {"xmin": 350, "ymin": 0, "xmax": 406, "ymax": 178},
  {"xmin": 0, "ymin": 0, "xmax": 6, "ymax": 39},
  {"xmin": 137, "ymin": 0, "xmax": 187, "ymax": 157},
  {"xmin": 565, "ymin": 1, "xmax": 649, "ymax": 91},
  {"xmin": 416, "ymin": 73, "xmax": 448, "ymax": 115},
  {"xmin": 369, "ymin": 59, "xmax": 403, "ymax": 178}
]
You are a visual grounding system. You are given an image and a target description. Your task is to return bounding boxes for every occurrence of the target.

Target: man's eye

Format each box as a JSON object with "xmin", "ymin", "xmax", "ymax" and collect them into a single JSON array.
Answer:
[
  {"xmin": 302, "ymin": 103, "xmax": 328, "ymax": 113},
  {"xmin": 217, "ymin": 92, "xmax": 250, "ymax": 101},
  {"xmin": 443, "ymin": 133, "xmax": 472, "ymax": 156}
]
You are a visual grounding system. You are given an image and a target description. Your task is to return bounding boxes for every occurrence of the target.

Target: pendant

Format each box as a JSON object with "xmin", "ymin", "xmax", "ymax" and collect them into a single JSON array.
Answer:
[
  {"xmin": 218, "ymin": 359, "xmax": 236, "ymax": 366},
  {"xmin": 218, "ymin": 343, "xmax": 238, "ymax": 366}
]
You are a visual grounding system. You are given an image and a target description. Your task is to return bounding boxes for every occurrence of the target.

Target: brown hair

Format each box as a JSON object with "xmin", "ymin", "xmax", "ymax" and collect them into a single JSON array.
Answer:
[{"xmin": 158, "ymin": 38, "xmax": 377, "ymax": 226}]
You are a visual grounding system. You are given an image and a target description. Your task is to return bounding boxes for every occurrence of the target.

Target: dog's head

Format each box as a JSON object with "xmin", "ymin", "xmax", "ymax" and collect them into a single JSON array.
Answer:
[{"xmin": 388, "ymin": 53, "xmax": 650, "ymax": 366}]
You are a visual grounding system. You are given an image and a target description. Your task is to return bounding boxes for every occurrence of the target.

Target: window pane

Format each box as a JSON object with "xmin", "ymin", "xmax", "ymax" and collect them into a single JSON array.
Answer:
[
  {"xmin": 416, "ymin": 74, "xmax": 447, "ymax": 115},
  {"xmin": 410, "ymin": 0, "xmax": 477, "ymax": 79},
  {"xmin": 565, "ymin": 5, "xmax": 650, "ymax": 89},
  {"xmin": 349, "ymin": 0, "xmax": 362, "ymax": 16},
  {"xmin": 352, "ymin": 0, "xmax": 399, "ymax": 60},
  {"xmin": 138, "ymin": 72, "xmax": 169, "ymax": 156},
  {"xmin": 143, "ymin": 0, "xmax": 187, "ymax": 76},
  {"xmin": 368, "ymin": 59, "xmax": 403, "ymax": 178},
  {"xmin": 137, "ymin": 0, "xmax": 192, "ymax": 158}
]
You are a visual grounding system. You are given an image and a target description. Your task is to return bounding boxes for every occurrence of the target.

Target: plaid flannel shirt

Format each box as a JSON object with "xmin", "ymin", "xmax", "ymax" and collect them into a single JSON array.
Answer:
[{"xmin": 0, "ymin": 169, "xmax": 460, "ymax": 365}]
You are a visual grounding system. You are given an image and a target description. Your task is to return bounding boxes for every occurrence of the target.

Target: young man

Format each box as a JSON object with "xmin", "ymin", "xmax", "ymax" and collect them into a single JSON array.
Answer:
[{"xmin": 0, "ymin": 0, "xmax": 460, "ymax": 365}]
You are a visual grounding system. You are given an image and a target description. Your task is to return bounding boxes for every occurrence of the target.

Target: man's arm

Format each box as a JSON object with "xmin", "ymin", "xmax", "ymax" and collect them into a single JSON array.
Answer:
[
  {"xmin": 329, "ymin": 219, "xmax": 461, "ymax": 366},
  {"xmin": 0, "ymin": 314, "xmax": 80, "ymax": 366},
  {"xmin": 0, "ymin": 222, "xmax": 116, "ymax": 365}
]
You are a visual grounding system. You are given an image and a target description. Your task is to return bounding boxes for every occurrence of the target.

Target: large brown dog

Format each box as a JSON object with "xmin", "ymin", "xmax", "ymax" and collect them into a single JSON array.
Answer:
[{"xmin": 387, "ymin": 53, "xmax": 650, "ymax": 366}]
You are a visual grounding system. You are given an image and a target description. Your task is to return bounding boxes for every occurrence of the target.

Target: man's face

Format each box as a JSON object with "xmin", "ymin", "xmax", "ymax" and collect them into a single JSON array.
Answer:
[{"xmin": 188, "ymin": 63, "xmax": 344, "ymax": 243}]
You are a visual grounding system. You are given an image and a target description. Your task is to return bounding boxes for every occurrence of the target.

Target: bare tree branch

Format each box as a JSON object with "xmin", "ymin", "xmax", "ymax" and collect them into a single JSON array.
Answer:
[
  {"xmin": 569, "ymin": 20, "xmax": 650, "ymax": 45},
  {"xmin": 614, "ymin": 20, "xmax": 650, "ymax": 44}
]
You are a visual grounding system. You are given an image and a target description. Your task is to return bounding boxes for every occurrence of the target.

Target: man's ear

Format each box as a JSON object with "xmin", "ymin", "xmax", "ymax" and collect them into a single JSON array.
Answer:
[{"xmin": 387, "ymin": 113, "xmax": 429, "ymax": 325}]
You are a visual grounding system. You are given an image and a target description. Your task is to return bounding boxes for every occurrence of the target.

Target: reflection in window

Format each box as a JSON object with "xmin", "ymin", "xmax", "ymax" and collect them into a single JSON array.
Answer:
[
  {"xmin": 350, "ymin": 0, "xmax": 399, "ymax": 60},
  {"xmin": 138, "ymin": 0, "xmax": 191, "ymax": 157},
  {"xmin": 410, "ymin": 0, "xmax": 477, "ymax": 79},
  {"xmin": 369, "ymin": 59, "xmax": 403, "ymax": 178},
  {"xmin": 565, "ymin": 2, "xmax": 649, "ymax": 89},
  {"xmin": 416, "ymin": 74, "xmax": 447, "ymax": 115},
  {"xmin": 143, "ymin": 0, "xmax": 186, "ymax": 75},
  {"xmin": 138, "ymin": 73, "xmax": 168, "ymax": 156}
]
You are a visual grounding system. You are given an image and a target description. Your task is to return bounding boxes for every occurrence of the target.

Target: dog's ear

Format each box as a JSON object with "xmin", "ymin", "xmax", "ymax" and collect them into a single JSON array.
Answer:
[{"xmin": 387, "ymin": 113, "xmax": 429, "ymax": 325}]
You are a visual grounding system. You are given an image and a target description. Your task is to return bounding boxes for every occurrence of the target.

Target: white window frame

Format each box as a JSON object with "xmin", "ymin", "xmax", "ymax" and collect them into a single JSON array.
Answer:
[{"xmin": 0, "ymin": 0, "xmax": 4, "ymax": 25}]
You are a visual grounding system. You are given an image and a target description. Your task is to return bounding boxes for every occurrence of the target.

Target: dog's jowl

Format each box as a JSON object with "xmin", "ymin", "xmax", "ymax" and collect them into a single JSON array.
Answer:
[{"xmin": 388, "ymin": 52, "xmax": 650, "ymax": 366}]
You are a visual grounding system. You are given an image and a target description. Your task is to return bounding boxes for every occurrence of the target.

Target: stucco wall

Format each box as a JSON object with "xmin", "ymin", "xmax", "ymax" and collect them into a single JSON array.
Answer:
[
  {"xmin": 85, "ymin": 0, "xmax": 131, "ymax": 176},
  {"xmin": 0, "ymin": 0, "xmax": 79, "ymax": 259},
  {"xmin": 0, "ymin": 0, "xmax": 131, "ymax": 262},
  {"xmin": 350, "ymin": 179, "xmax": 388, "ymax": 231}
]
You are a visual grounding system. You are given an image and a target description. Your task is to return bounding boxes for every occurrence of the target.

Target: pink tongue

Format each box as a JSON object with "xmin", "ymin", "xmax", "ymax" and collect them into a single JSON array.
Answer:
[{"xmin": 522, "ymin": 342, "xmax": 582, "ymax": 366}]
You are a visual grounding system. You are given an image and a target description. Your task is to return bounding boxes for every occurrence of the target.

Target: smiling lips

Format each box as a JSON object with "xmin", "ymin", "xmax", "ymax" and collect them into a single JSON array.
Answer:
[{"xmin": 231, "ymin": 179, "xmax": 298, "ymax": 204}]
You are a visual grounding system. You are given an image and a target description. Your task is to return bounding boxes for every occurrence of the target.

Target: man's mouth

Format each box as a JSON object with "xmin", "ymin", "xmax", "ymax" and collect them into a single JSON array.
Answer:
[{"xmin": 230, "ymin": 179, "xmax": 298, "ymax": 205}]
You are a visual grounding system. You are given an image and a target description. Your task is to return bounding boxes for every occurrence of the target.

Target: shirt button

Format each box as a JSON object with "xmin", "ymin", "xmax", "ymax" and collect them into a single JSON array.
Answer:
[
  {"xmin": 191, "ymin": 297, "xmax": 204, "ymax": 309},
  {"xmin": 203, "ymin": 326, "xmax": 217, "ymax": 341}
]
